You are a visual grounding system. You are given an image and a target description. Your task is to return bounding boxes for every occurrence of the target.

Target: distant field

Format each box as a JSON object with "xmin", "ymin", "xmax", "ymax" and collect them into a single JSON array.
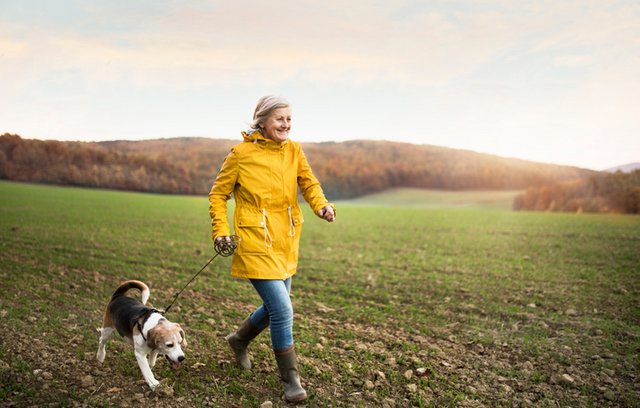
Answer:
[
  {"xmin": 340, "ymin": 188, "xmax": 521, "ymax": 210},
  {"xmin": 1, "ymin": 181, "xmax": 639, "ymax": 407}
]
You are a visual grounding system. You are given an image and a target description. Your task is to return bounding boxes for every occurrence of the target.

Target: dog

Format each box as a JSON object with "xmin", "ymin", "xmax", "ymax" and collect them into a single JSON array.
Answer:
[{"xmin": 96, "ymin": 280, "xmax": 187, "ymax": 390}]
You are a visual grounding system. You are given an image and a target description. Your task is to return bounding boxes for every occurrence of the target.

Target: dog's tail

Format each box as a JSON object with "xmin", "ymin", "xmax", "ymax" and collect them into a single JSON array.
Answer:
[{"xmin": 110, "ymin": 280, "xmax": 150, "ymax": 305}]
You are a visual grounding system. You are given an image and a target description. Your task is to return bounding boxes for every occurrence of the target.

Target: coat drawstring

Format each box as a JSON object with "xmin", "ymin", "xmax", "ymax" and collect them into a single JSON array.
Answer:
[
  {"xmin": 261, "ymin": 209, "xmax": 273, "ymax": 248},
  {"xmin": 287, "ymin": 206, "xmax": 295, "ymax": 237}
]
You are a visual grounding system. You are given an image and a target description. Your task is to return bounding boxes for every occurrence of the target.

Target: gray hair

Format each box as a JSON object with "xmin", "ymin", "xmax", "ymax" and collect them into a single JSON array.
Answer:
[{"xmin": 250, "ymin": 95, "xmax": 290, "ymax": 131}]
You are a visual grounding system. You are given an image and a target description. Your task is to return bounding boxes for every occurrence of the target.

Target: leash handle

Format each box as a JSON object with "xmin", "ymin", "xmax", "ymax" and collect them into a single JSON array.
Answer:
[
  {"xmin": 163, "ymin": 235, "xmax": 241, "ymax": 313},
  {"xmin": 214, "ymin": 234, "xmax": 241, "ymax": 257}
]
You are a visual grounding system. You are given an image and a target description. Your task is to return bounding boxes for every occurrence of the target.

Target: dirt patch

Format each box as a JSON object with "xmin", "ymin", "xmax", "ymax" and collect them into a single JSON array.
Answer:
[{"xmin": 1, "ymin": 307, "xmax": 637, "ymax": 407}]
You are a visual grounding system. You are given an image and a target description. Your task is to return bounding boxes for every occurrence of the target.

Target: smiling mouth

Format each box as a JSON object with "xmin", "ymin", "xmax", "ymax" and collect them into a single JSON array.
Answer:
[{"xmin": 165, "ymin": 355, "xmax": 182, "ymax": 370}]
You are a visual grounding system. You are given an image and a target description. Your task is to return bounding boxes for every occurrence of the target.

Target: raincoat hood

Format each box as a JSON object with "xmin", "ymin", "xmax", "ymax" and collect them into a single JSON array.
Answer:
[{"xmin": 241, "ymin": 130, "xmax": 289, "ymax": 147}]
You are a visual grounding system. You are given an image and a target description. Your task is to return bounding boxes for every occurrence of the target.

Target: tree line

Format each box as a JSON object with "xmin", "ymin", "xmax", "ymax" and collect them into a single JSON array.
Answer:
[
  {"xmin": 0, "ymin": 134, "xmax": 200, "ymax": 194},
  {"xmin": 4, "ymin": 133, "xmax": 634, "ymax": 214},
  {"xmin": 513, "ymin": 170, "xmax": 640, "ymax": 214},
  {"xmin": 301, "ymin": 141, "xmax": 593, "ymax": 199}
]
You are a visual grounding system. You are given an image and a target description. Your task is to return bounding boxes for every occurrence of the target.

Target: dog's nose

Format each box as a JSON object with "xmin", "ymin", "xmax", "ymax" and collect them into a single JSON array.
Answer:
[{"xmin": 178, "ymin": 355, "xmax": 185, "ymax": 362}]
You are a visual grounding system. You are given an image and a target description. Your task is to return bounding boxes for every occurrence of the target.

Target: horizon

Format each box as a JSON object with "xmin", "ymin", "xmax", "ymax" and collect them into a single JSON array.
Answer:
[
  {"xmin": 8, "ymin": 132, "xmax": 637, "ymax": 172},
  {"xmin": 1, "ymin": 1, "xmax": 639, "ymax": 172}
]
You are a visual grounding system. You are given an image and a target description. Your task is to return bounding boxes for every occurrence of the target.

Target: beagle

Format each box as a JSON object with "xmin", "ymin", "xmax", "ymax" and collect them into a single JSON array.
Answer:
[{"xmin": 96, "ymin": 280, "xmax": 187, "ymax": 390}]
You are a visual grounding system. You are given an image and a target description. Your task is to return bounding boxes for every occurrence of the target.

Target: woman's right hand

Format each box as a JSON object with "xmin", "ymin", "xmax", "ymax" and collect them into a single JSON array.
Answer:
[
  {"xmin": 215, "ymin": 235, "xmax": 238, "ymax": 255},
  {"xmin": 215, "ymin": 236, "xmax": 231, "ymax": 244}
]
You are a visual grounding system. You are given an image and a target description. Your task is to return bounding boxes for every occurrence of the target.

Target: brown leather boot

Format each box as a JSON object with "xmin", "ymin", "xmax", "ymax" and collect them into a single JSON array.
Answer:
[
  {"xmin": 274, "ymin": 347, "xmax": 307, "ymax": 403},
  {"xmin": 226, "ymin": 317, "xmax": 263, "ymax": 370}
]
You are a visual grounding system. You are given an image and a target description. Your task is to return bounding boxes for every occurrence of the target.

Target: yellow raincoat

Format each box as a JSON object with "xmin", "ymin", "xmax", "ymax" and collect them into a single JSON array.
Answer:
[{"xmin": 209, "ymin": 131, "xmax": 335, "ymax": 280}]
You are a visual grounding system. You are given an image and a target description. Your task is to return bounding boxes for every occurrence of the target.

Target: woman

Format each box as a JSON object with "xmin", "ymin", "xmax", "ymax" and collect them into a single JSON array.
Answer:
[{"xmin": 208, "ymin": 95, "xmax": 335, "ymax": 402}]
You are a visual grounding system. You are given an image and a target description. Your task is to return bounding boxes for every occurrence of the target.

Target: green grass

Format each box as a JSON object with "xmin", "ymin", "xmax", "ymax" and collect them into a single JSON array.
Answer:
[
  {"xmin": 1, "ymin": 180, "xmax": 639, "ymax": 407},
  {"xmin": 339, "ymin": 187, "xmax": 522, "ymax": 210}
]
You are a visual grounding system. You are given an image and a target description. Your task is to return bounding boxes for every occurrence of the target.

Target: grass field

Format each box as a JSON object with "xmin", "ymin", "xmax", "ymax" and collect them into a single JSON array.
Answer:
[
  {"xmin": 339, "ymin": 188, "xmax": 521, "ymax": 210},
  {"xmin": 1, "ymin": 180, "xmax": 639, "ymax": 407}
]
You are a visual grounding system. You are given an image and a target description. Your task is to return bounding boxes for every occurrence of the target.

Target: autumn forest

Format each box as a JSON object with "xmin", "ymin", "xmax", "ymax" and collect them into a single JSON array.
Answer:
[{"xmin": 1, "ymin": 134, "xmax": 638, "ymax": 213}]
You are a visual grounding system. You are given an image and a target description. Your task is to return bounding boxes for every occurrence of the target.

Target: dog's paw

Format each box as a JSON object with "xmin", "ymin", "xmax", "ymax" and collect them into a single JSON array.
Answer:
[
  {"xmin": 153, "ymin": 380, "xmax": 175, "ymax": 397},
  {"xmin": 96, "ymin": 350, "xmax": 105, "ymax": 363},
  {"xmin": 148, "ymin": 378, "xmax": 160, "ymax": 391}
]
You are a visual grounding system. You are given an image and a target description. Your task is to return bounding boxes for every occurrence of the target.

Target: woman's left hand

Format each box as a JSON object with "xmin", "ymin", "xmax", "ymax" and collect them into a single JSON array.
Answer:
[{"xmin": 318, "ymin": 205, "xmax": 335, "ymax": 222}]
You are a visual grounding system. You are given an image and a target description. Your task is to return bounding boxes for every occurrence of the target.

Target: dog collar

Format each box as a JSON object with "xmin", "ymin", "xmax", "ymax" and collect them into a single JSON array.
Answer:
[{"xmin": 137, "ymin": 308, "xmax": 163, "ymax": 342}]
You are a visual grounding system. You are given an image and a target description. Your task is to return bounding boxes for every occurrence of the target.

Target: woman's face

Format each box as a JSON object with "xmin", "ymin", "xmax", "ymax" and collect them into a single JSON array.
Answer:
[{"xmin": 261, "ymin": 107, "xmax": 291, "ymax": 143}]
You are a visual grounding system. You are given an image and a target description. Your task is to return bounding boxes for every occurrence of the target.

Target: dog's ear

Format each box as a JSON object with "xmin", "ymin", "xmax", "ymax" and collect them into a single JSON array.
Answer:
[
  {"xmin": 146, "ymin": 326, "xmax": 162, "ymax": 349},
  {"xmin": 175, "ymin": 323, "xmax": 187, "ymax": 347}
]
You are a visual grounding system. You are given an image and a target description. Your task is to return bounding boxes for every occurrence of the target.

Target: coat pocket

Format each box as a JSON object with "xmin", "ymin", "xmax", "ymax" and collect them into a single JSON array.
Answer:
[
  {"xmin": 290, "ymin": 206, "xmax": 305, "ymax": 227},
  {"xmin": 236, "ymin": 215, "xmax": 269, "ymax": 255},
  {"xmin": 288, "ymin": 207, "xmax": 304, "ymax": 253}
]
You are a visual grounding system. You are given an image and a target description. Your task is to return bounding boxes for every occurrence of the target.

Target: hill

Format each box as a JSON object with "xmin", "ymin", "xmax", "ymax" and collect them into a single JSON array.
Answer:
[
  {"xmin": 0, "ymin": 133, "xmax": 595, "ymax": 199},
  {"xmin": 605, "ymin": 162, "xmax": 640, "ymax": 173}
]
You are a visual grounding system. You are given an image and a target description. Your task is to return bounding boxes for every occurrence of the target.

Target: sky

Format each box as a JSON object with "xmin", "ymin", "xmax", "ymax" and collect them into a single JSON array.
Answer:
[{"xmin": 1, "ymin": 0, "xmax": 639, "ymax": 171}]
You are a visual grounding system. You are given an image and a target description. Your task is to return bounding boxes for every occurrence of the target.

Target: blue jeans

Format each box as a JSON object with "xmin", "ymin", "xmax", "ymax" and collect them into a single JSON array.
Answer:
[{"xmin": 248, "ymin": 278, "xmax": 293, "ymax": 351}]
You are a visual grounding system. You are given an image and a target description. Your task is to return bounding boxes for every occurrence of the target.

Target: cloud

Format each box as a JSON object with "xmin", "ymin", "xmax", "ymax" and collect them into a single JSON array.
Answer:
[
  {"xmin": 3, "ymin": 0, "xmax": 639, "ymax": 99},
  {"xmin": 0, "ymin": 1, "xmax": 526, "ymax": 89}
]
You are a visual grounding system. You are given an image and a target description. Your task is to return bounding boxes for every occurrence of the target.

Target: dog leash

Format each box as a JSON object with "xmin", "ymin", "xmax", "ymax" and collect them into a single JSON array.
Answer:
[{"xmin": 163, "ymin": 236, "xmax": 240, "ymax": 314}]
